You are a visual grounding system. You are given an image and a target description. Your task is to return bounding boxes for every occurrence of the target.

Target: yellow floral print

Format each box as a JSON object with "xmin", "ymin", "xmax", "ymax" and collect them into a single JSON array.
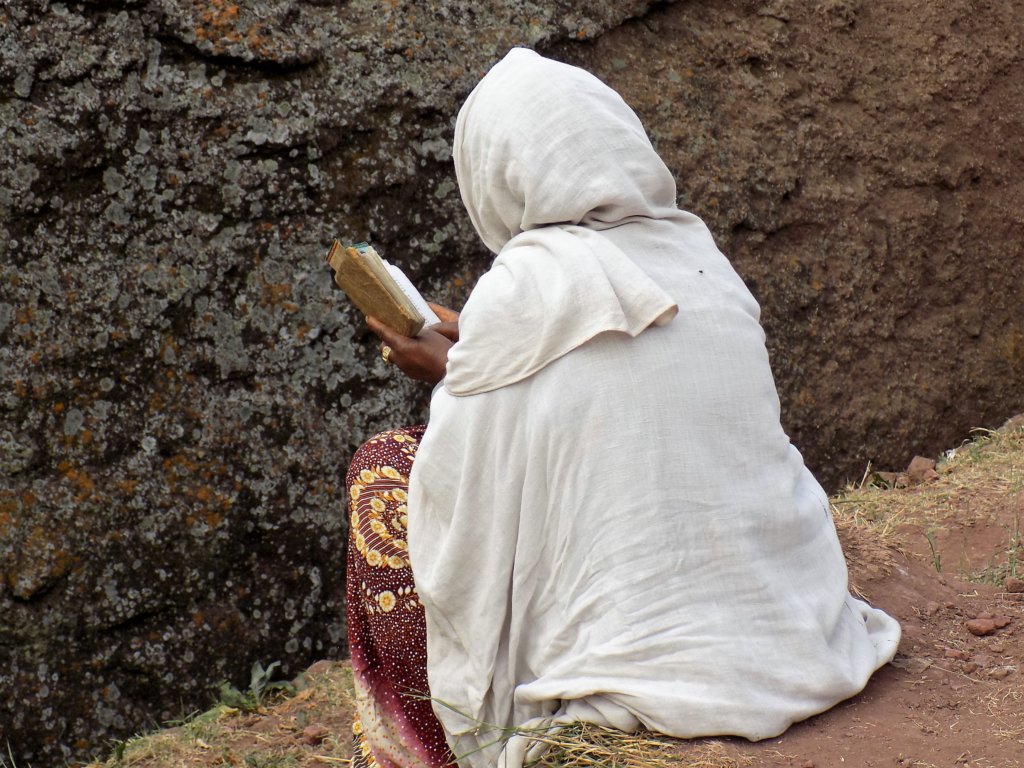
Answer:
[
  {"xmin": 366, "ymin": 549, "xmax": 383, "ymax": 567},
  {"xmin": 359, "ymin": 469, "xmax": 375, "ymax": 484},
  {"xmin": 350, "ymin": 510, "xmax": 360, "ymax": 529},
  {"xmin": 388, "ymin": 555, "xmax": 406, "ymax": 570},
  {"xmin": 377, "ymin": 591, "xmax": 396, "ymax": 612},
  {"xmin": 381, "ymin": 465, "xmax": 401, "ymax": 480},
  {"xmin": 393, "ymin": 489, "xmax": 407, "ymax": 502},
  {"xmin": 354, "ymin": 532, "xmax": 366, "ymax": 554},
  {"xmin": 370, "ymin": 497, "xmax": 386, "ymax": 513},
  {"xmin": 370, "ymin": 519, "xmax": 389, "ymax": 538},
  {"xmin": 352, "ymin": 718, "xmax": 364, "ymax": 736},
  {"xmin": 349, "ymin": 484, "xmax": 361, "ymax": 501}
]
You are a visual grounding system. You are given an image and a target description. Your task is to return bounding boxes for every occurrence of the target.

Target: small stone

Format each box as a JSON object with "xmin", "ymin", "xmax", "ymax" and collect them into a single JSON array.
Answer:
[
  {"xmin": 305, "ymin": 659, "xmax": 334, "ymax": 678},
  {"xmin": 803, "ymin": 761, "xmax": 815, "ymax": 768},
  {"xmin": 964, "ymin": 662, "xmax": 980, "ymax": 674},
  {"xmin": 988, "ymin": 667, "xmax": 1013, "ymax": 680},
  {"xmin": 1004, "ymin": 576, "xmax": 1024, "ymax": 593},
  {"xmin": 924, "ymin": 601, "xmax": 940, "ymax": 616},
  {"xmin": 906, "ymin": 455, "xmax": 939, "ymax": 484},
  {"xmin": 965, "ymin": 616, "xmax": 1011, "ymax": 636},
  {"xmin": 943, "ymin": 648, "xmax": 969, "ymax": 660},
  {"xmin": 302, "ymin": 724, "xmax": 329, "ymax": 745}
]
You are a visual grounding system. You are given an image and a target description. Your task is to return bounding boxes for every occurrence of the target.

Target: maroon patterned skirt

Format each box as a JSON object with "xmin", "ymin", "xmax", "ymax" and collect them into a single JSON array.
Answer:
[{"xmin": 346, "ymin": 426, "xmax": 455, "ymax": 768}]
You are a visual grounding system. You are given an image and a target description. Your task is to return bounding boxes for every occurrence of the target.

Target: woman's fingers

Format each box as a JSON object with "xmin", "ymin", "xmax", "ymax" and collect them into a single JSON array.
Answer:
[
  {"xmin": 367, "ymin": 316, "xmax": 404, "ymax": 349},
  {"xmin": 427, "ymin": 302, "xmax": 461, "ymax": 324},
  {"xmin": 366, "ymin": 316, "xmax": 452, "ymax": 386},
  {"xmin": 430, "ymin": 321, "xmax": 460, "ymax": 343}
]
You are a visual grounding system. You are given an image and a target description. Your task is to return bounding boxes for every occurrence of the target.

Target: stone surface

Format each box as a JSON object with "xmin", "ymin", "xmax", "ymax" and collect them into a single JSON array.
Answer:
[
  {"xmin": 0, "ymin": 1, "xmax": 658, "ymax": 764},
  {"xmin": 2, "ymin": 0, "xmax": 1024, "ymax": 764},
  {"xmin": 965, "ymin": 616, "xmax": 1011, "ymax": 637},
  {"xmin": 906, "ymin": 455, "xmax": 939, "ymax": 485}
]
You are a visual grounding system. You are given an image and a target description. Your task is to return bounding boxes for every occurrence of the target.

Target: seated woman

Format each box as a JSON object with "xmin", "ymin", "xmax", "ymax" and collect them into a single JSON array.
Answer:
[{"xmin": 345, "ymin": 48, "xmax": 900, "ymax": 768}]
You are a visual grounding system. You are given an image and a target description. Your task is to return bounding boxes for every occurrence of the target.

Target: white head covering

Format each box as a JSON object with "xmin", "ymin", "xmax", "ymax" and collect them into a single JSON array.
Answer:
[{"xmin": 446, "ymin": 48, "xmax": 679, "ymax": 395}]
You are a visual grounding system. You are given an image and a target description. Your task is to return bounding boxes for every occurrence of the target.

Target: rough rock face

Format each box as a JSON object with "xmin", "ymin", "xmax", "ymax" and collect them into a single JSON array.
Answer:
[
  {"xmin": 0, "ymin": 0, "xmax": 1022, "ymax": 764},
  {"xmin": 0, "ymin": 1, "xmax": 655, "ymax": 764},
  {"xmin": 556, "ymin": 0, "xmax": 1024, "ymax": 483}
]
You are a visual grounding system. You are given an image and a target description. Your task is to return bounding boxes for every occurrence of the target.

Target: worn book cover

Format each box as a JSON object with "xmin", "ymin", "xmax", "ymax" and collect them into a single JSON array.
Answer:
[{"xmin": 325, "ymin": 241, "xmax": 436, "ymax": 337}]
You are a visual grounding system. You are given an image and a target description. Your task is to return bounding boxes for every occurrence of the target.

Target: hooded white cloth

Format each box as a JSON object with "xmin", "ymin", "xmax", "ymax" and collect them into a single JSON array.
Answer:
[{"xmin": 407, "ymin": 48, "xmax": 900, "ymax": 767}]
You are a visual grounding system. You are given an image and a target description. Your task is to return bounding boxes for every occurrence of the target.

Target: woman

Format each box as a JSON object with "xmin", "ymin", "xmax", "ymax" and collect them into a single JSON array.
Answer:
[{"xmin": 346, "ymin": 48, "xmax": 900, "ymax": 768}]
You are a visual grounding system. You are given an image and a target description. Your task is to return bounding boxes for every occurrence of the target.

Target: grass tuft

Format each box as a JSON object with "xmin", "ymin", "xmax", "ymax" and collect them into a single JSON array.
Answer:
[{"xmin": 525, "ymin": 724, "xmax": 750, "ymax": 768}]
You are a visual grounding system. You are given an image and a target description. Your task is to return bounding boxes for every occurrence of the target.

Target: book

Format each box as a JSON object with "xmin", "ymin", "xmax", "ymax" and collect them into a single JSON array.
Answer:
[{"xmin": 325, "ymin": 241, "xmax": 441, "ymax": 337}]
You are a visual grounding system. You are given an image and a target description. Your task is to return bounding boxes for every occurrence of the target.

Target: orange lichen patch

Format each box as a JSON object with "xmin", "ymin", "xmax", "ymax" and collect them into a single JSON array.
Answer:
[
  {"xmin": 0, "ymin": 494, "xmax": 17, "ymax": 529},
  {"xmin": 15, "ymin": 307, "xmax": 32, "ymax": 325},
  {"xmin": 116, "ymin": 479, "xmax": 139, "ymax": 495},
  {"xmin": 6, "ymin": 526, "xmax": 80, "ymax": 599},
  {"xmin": 163, "ymin": 453, "xmax": 201, "ymax": 484},
  {"xmin": 52, "ymin": 401, "xmax": 65, "ymax": 414},
  {"xmin": 62, "ymin": 465, "xmax": 98, "ymax": 502},
  {"xmin": 260, "ymin": 281, "xmax": 293, "ymax": 308},
  {"xmin": 192, "ymin": 0, "xmax": 291, "ymax": 60},
  {"xmin": 281, "ymin": 302, "xmax": 299, "ymax": 314}
]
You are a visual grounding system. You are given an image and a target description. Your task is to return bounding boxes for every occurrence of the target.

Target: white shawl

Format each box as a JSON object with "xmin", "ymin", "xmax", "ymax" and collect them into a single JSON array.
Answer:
[{"xmin": 407, "ymin": 49, "xmax": 900, "ymax": 768}]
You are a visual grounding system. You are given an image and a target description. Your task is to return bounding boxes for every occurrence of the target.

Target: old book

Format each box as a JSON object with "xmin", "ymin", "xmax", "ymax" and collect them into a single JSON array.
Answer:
[{"xmin": 325, "ymin": 241, "xmax": 440, "ymax": 337}]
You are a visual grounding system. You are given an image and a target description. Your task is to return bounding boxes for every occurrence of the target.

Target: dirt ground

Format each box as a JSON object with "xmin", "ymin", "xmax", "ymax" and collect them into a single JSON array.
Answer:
[{"xmin": 88, "ymin": 426, "xmax": 1024, "ymax": 768}]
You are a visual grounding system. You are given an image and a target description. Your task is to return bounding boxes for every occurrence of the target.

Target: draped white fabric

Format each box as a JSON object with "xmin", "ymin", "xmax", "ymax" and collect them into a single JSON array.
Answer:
[{"xmin": 407, "ymin": 48, "xmax": 900, "ymax": 767}]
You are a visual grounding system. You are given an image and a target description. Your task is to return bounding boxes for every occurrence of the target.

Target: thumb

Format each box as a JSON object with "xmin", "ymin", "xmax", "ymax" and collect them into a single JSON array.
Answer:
[{"xmin": 367, "ymin": 316, "xmax": 405, "ymax": 348}]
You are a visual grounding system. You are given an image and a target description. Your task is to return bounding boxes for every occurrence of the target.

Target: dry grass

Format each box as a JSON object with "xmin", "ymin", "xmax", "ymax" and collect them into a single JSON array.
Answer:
[
  {"xmin": 830, "ymin": 426, "xmax": 1024, "ymax": 584},
  {"xmin": 983, "ymin": 684, "xmax": 1024, "ymax": 744},
  {"xmin": 85, "ymin": 663, "xmax": 356, "ymax": 768},
  {"xmin": 524, "ymin": 724, "xmax": 752, "ymax": 768},
  {"xmin": 832, "ymin": 427, "xmax": 1024, "ymax": 534}
]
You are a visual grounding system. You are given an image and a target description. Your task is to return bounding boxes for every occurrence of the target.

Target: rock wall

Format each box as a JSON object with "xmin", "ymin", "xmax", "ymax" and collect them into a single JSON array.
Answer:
[
  {"xmin": 552, "ymin": 0, "xmax": 1024, "ymax": 483},
  {"xmin": 1, "ymin": 0, "xmax": 1022, "ymax": 764}
]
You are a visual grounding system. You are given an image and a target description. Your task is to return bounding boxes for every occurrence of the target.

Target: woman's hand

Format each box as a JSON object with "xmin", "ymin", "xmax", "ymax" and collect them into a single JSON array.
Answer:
[{"xmin": 368, "ymin": 316, "xmax": 456, "ymax": 386}]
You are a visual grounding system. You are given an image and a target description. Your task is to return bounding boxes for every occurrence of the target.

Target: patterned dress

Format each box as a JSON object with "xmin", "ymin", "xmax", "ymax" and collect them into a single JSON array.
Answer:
[{"xmin": 346, "ymin": 426, "xmax": 455, "ymax": 768}]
